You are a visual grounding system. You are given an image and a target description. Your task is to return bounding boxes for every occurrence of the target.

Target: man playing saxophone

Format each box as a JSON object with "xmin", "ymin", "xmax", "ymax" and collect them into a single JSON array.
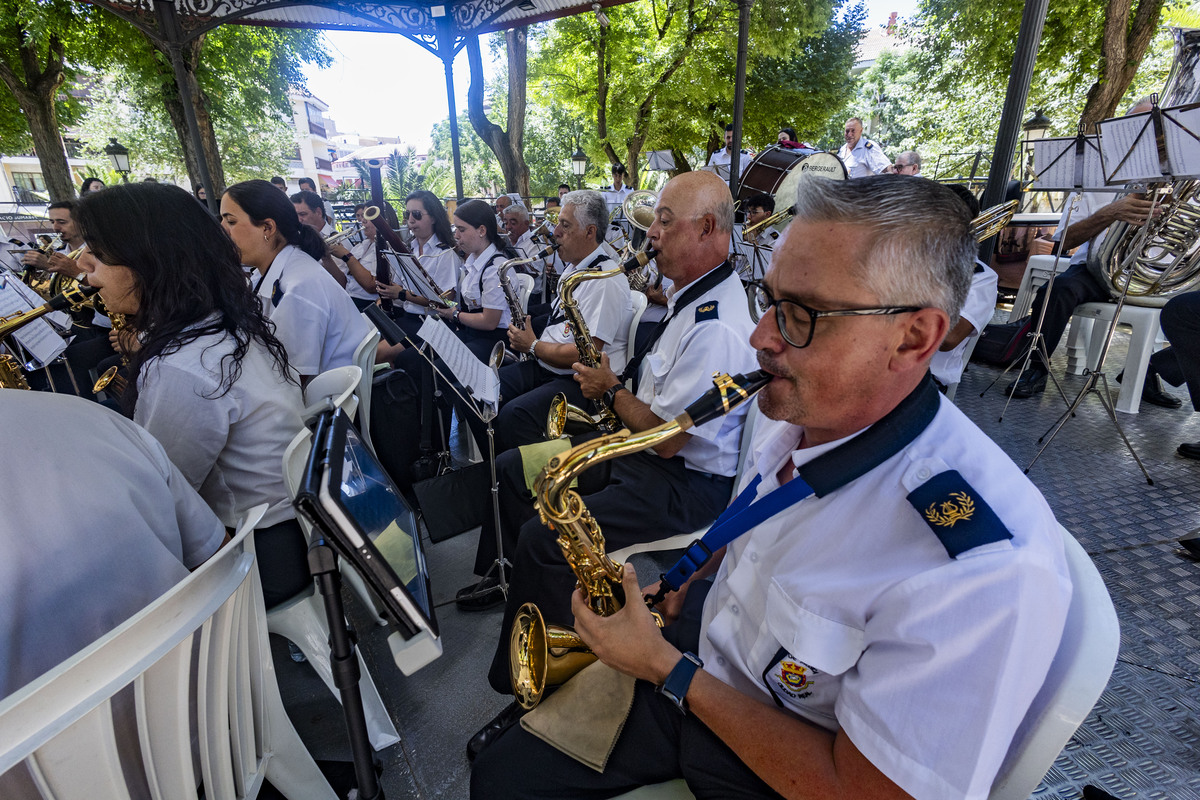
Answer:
[
  {"xmin": 460, "ymin": 171, "xmax": 758, "ymax": 761},
  {"xmin": 476, "ymin": 190, "xmax": 633, "ymax": 454},
  {"xmin": 471, "ymin": 176, "xmax": 1073, "ymax": 800}
]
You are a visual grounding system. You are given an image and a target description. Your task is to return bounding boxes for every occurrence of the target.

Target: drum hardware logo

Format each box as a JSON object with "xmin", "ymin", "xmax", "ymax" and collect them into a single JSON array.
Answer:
[{"xmin": 923, "ymin": 492, "xmax": 975, "ymax": 527}]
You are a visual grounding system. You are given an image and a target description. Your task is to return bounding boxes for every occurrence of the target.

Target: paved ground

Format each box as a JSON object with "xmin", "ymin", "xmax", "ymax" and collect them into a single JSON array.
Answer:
[{"xmin": 277, "ymin": 323, "xmax": 1200, "ymax": 800}]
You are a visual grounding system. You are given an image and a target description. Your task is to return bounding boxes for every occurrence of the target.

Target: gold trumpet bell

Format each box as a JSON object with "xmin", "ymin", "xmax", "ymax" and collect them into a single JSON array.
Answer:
[
  {"xmin": 545, "ymin": 392, "xmax": 603, "ymax": 439},
  {"xmin": 510, "ymin": 602, "xmax": 598, "ymax": 710}
]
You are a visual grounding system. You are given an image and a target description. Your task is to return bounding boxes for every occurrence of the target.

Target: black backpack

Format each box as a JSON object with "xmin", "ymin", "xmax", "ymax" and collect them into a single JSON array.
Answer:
[{"xmin": 971, "ymin": 315, "xmax": 1033, "ymax": 367}]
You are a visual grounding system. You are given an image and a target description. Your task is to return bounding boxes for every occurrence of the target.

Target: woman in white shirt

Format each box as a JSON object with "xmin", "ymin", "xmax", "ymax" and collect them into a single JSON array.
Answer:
[
  {"xmin": 75, "ymin": 182, "xmax": 311, "ymax": 608},
  {"xmin": 375, "ymin": 190, "xmax": 462, "ymax": 335},
  {"xmin": 435, "ymin": 198, "xmax": 514, "ymax": 361},
  {"xmin": 220, "ymin": 180, "xmax": 370, "ymax": 383}
]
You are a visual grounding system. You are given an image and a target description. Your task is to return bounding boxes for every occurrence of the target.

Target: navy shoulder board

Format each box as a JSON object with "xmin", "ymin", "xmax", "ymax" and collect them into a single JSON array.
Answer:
[
  {"xmin": 695, "ymin": 301, "xmax": 719, "ymax": 322},
  {"xmin": 271, "ymin": 279, "xmax": 285, "ymax": 308},
  {"xmin": 906, "ymin": 469, "xmax": 1011, "ymax": 558}
]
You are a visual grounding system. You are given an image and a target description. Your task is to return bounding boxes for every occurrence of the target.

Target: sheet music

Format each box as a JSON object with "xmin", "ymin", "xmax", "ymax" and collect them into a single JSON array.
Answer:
[
  {"xmin": 1030, "ymin": 136, "xmax": 1106, "ymax": 190},
  {"xmin": 392, "ymin": 250, "xmax": 451, "ymax": 306},
  {"xmin": 1098, "ymin": 113, "xmax": 1163, "ymax": 184},
  {"xmin": 0, "ymin": 243, "xmax": 25, "ymax": 275},
  {"xmin": 1162, "ymin": 104, "xmax": 1200, "ymax": 178},
  {"xmin": 0, "ymin": 276, "xmax": 68, "ymax": 366},
  {"xmin": 416, "ymin": 316, "xmax": 499, "ymax": 405},
  {"xmin": 5, "ymin": 274, "xmax": 70, "ymax": 330}
]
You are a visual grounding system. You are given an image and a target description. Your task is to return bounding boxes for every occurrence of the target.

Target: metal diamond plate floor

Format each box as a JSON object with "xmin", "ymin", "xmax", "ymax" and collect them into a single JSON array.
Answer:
[{"xmin": 278, "ymin": 320, "xmax": 1200, "ymax": 800}]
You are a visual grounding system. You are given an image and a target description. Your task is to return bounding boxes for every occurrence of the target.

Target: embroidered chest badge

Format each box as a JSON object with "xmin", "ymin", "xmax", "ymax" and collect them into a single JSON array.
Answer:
[{"xmin": 779, "ymin": 660, "xmax": 811, "ymax": 693}]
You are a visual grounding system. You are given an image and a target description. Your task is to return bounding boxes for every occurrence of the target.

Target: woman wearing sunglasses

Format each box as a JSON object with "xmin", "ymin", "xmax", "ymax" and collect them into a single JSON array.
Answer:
[{"xmin": 376, "ymin": 190, "xmax": 461, "ymax": 327}]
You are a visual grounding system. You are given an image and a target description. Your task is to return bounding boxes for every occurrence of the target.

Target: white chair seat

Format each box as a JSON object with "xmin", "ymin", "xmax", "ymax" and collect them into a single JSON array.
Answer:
[
  {"xmin": 304, "ymin": 365, "xmax": 362, "ymax": 418},
  {"xmin": 1065, "ymin": 302, "xmax": 1163, "ymax": 413},
  {"xmin": 511, "ymin": 272, "xmax": 534, "ymax": 314},
  {"xmin": 0, "ymin": 506, "xmax": 336, "ymax": 800},
  {"xmin": 1010, "ymin": 254, "xmax": 1072, "ymax": 321},
  {"xmin": 353, "ymin": 321, "xmax": 382, "ymax": 454}
]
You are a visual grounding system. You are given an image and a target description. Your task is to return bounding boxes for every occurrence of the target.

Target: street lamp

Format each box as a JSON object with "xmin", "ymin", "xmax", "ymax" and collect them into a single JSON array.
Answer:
[
  {"xmin": 571, "ymin": 146, "xmax": 587, "ymax": 190},
  {"xmin": 1022, "ymin": 109, "xmax": 1052, "ymax": 140},
  {"xmin": 105, "ymin": 138, "xmax": 131, "ymax": 182}
]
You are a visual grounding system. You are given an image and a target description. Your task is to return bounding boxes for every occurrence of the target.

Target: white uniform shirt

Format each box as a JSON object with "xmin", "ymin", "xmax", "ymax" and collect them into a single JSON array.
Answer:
[
  {"xmin": 639, "ymin": 275, "xmax": 673, "ymax": 325},
  {"xmin": 635, "ymin": 267, "xmax": 757, "ymax": 475},
  {"xmin": 346, "ymin": 238, "xmax": 378, "ymax": 302},
  {"xmin": 403, "ymin": 233, "xmax": 461, "ymax": 317},
  {"xmin": 134, "ymin": 321, "xmax": 306, "ymax": 529},
  {"xmin": 706, "ymin": 148, "xmax": 751, "ymax": 176},
  {"xmin": 700, "ymin": 397, "xmax": 1072, "ymax": 800},
  {"xmin": 1055, "ymin": 190, "xmax": 1116, "ymax": 265},
  {"xmin": 837, "ymin": 138, "xmax": 891, "ymax": 178},
  {"xmin": 538, "ymin": 247, "xmax": 633, "ymax": 376},
  {"xmin": 512, "ymin": 229, "xmax": 546, "ymax": 296},
  {"xmin": 254, "ymin": 245, "xmax": 370, "ymax": 377},
  {"xmin": 930, "ymin": 262, "xmax": 998, "ymax": 386},
  {"xmin": 0, "ymin": 391, "xmax": 223, "ymax": 699},
  {"xmin": 459, "ymin": 243, "xmax": 511, "ymax": 329}
]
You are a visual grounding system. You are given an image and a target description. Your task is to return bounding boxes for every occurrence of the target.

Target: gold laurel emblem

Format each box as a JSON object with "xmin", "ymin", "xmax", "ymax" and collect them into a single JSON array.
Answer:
[
  {"xmin": 698, "ymin": 302, "xmax": 716, "ymax": 313},
  {"xmin": 924, "ymin": 491, "xmax": 975, "ymax": 527}
]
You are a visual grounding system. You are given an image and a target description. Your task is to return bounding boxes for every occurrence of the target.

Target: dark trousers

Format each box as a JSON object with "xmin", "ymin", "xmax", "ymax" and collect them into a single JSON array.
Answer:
[
  {"xmin": 254, "ymin": 518, "xmax": 311, "ymax": 609},
  {"xmin": 485, "ymin": 359, "xmax": 589, "ymax": 454},
  {"xmin": 480, "ymin": 444, "xmax": 733, "ymax": 693},
  {"xmin": 470, "ymin": 582, "xmax": 784, "ymax": 800},
  {"xmin": 1151, "ymin": 291, "xmax": 1200, "ymax": 411},
  {"xmin": 1027, "ymin": 263, "xmax": 1110, "ymax": 368}
]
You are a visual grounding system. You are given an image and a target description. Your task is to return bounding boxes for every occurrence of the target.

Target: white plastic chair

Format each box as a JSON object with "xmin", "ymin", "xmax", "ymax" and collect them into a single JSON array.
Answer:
[
  {"xmin": 274, "ymin": 429, "xmax": 400, "ymax": 751},
  {"xmin": 611, "ymin": 524, "xmax": 1119, "ymax": 800},
  {"xmin": 945, "ymin": 334, "xmax": 981, "ymax": 402},
  {"xmin": 1010, "ymin": 254, "xmax": 1073, "ymax": 321},
  {"xmin": 0, "ymin": 505, "xmax": 336, "ymax": 800},
  {"xmin": 1065, "ymin": 302, "xmax": 1163, "ymax": 414},
  {"xmin": 352, "ymin": 322, "xmax": 382, "ymax": 454},
  {"xmin": 626, "ymin": 290, "xmax": 649, "ymax": 367},
  {"xmin": 303, "ymin": 365, "xmax": 362, "ymax": 419}
]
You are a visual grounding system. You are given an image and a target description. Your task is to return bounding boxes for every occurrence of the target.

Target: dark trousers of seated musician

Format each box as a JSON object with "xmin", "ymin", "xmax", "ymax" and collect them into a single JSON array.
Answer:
[
  {"xmin": 471, "ymin": 580, "xmax": 783, "ymax": 800},
  {"xmin": 1025, "ymin": 263, "xmax": 1110, "ymax": 368},
  {"xmin": 480, "ymin": 443, "xmax": 732, "ymax": 694},
  {"xmin": 461, "ymin": 358, "xmax": 590, "ymax": 455},
  {"xmin": 27, "ymin": 324, "xmax": 116, "ymax": 400}
]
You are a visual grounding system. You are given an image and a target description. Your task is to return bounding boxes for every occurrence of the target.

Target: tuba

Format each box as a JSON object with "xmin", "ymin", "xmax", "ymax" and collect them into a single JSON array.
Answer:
[
  {"xmin": 0, "ymin": 283, "xmax": 99, "ymax": 389},
  {"xmin": 1085, "ymin": 29, "xmax": 1200, "ymax": 306},
  {"xmin": 511, "ymin": 369, "xmax": 770, "ymax": 709}
]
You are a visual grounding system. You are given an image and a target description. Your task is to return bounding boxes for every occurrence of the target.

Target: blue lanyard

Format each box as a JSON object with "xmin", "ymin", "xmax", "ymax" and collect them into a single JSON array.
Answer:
[{"xmin": 659, "ymin": 471, "xmax": 815, "ymax": 592}]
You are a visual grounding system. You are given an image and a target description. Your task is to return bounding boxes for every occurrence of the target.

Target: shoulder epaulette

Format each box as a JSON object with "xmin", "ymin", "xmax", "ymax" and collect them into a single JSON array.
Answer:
[
  {"xmin": 906, "ymin": 469, "xmax": 1011, "ymax": 558},
  {"xmin": 695, "ymin": 301, "xmax": 719, "ymax": 322}
]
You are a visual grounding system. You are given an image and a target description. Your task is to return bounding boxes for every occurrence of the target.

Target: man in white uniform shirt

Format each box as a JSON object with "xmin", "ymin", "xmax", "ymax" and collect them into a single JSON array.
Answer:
[
  {"xmin": 838, "ymin": 117, "xmax": 892, "ymax": 178},
  {"xmin": 484, "ymin": 190, "xmax": 633, "ymax": 454},
  {"xmin": 602, "ymin": 164, "xmax": 634, "ymax": 209},
  {"xmin": 461, "ymin": 170, "xmax": 759, "ymax": 761},
  {"xmin": 471, "ymin": 175, "xmax": 1072, "ymax": 800},
  {"xmin": 502, "ymin": 203, "xmax": 545, "ymax": 296},
  {"xmin": 706, "ymin": 124, "xmax": 751, "ymax": 178},
  {"xmin": 292, "ymin": 190, "xmax": 352, "ymax": 289}
]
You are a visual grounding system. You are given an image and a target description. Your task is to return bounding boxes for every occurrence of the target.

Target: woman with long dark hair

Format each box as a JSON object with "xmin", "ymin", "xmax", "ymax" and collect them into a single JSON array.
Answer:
[
  {"xmin": 433, "ymin": 198, "xmax": 516, "ymax": 360},
  {"xmin": 221, "ymin": 179, "xmax": 370, "ymax": 382},
  {"xmin": 375, "ymin": 189, "xmax": 462, "ymax": 326},
  {"xmin": 75, "ymin": 181, "xmax": 311, "ymax": 607}
]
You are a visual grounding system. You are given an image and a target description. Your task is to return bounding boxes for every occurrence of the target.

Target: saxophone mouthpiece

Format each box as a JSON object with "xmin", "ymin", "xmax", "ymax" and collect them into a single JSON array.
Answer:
[
  {"xmin": 622, "ymin": 246, "xmax": 657, "ymax": 272},
  {"xmin": 537, "ymin": 243, "xmax": 560, "ymax": 259},
  {"xmin": 682, "ymin": 369, "xmax": 771, "ymax": 428},
  {"xmin": 50, "ymin": 283, "xmax": 99, "ymax": 311}
]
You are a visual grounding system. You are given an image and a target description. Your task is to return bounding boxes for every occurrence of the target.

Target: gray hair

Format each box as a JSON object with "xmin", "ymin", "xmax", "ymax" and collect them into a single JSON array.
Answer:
[
  {"xmin": 562, "ymin": 190, "xmax": 608, "ymax": 244},
  {"xmin": 896, "ymin": 150, "xmax": 921, "ymax": 168},
  {"xmin": 791, "ymin": 175, "xmax": 973, "ymax": 327},
  {"xmin": 702, "ymin": 192, "xmax": 735, "ymax": 235},
  {"xmin": 503, "ymin": 204, "xmax": 530, "ymax": 223}
]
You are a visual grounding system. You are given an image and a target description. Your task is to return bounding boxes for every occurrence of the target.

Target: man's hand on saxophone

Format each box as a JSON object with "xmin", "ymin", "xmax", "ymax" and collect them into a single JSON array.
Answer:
[
  {"xmin": 506, "ymin": 315, "xmax": 537, "ymax": 354},
  {"xmin": 573, "ymin": 351, "xmax": 692, "ymax": 457}
]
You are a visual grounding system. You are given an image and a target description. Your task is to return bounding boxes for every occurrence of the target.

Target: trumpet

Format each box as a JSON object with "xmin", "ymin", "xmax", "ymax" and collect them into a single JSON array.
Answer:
[
  {"xmin": 324, "ymin": 222, "xmax": 364, "ymax": 248},
  {"xmin": 512, "ymin": 369, "xmax": 771, "ymax": 709},
  {"xmin": 742, "ymin": 205, "xmax": 794, "ymax": 243},
  {"xmin": 0, "ymin": 283, "xmax": 99, "ymax": 390},
  {"xmin": 970, "ymin": 200, "xmax": 1019, "ymax": 243}
]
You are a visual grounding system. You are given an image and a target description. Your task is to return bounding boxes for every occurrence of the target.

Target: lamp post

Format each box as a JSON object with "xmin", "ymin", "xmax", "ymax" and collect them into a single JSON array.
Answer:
[
  {"xmin": 571, "ymin": 146, "xmax": 587, "ymax": 190},
  {"xmin": 1022, "ymin": 109, "xmax": 1052, "ymax": 141},
  {"xmin": 105, "ymin": 138, "xmax": 131, "ymax": 183}
]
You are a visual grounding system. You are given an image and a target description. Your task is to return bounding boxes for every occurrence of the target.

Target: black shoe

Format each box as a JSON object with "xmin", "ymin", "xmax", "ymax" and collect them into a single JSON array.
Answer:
[
  {"xmin": 1141, "ymin": 374, "xmax": 1182, "ymax": 409},
  {"xmin": 1004, "ymin": 369, "xmax": 1048, "ymax": 399},
  {"xmin": 455, "ymin": 576, "xmax": 505, "ymax": 612},
  {"xmin": 1177, "ymin": 441, "xmax": 1200, "ymax": 460},
  {"xmin": 467, "ymin": 701, "xmax": 524, "ymax": 763},
  {"xmin": 1180, "ymin": 538, "xmax": 1200, "ymax": 558}
]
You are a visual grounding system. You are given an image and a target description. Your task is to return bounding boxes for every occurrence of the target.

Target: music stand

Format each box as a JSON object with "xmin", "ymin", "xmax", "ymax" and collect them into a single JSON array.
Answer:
[
  {"xmin": 982, "ymin": 127, "xmax": 1103, "ymax": 420},
  {"xmin": 363, "ymin": 306, "xmax": 512, "ymax": 597},
  {"xmin": 1021, "ymin": 98, "xmax": 1200, "ymax": 481}
]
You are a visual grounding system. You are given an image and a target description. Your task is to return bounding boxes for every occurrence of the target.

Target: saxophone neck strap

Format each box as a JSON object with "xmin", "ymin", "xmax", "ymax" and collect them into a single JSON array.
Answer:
[{"xmin": 652, "ymin": 376, "xmax": 941, "ymax": 597}]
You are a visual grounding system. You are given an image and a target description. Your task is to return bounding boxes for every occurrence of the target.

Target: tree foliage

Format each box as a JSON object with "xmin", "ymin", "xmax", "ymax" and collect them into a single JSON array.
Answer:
[{"xmin": 423, "ymin": 112, "xmax": 503, "ymax": 199}]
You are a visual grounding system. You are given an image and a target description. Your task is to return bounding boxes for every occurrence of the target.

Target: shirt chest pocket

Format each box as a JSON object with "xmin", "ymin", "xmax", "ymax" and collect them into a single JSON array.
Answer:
[
  {"xmin": 644, "ymin": 350, "xmax": 673, "ymax": 396},
  {"xmin": 761, "ymin": 580, "xmax": 864, "ymax": 726}
]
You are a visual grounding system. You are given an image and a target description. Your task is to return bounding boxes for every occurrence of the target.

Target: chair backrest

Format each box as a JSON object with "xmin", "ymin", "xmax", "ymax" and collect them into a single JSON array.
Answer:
[
  {"xmin": 303, "ymin": 365, "xmax": 362, "ymax": 419},
  {"xmin": 945, "ymin": 334, "xmax": 981, "ymax": 402},
  {"xmin": 511, "ymin": 273, "xmax": 534, "ymax": 314},
  {"xmin": 0, "ymin": 506, "xmax": 335, "ymax": 800},
  {"xmin": 353, "ymin": 320, "xmax": 382, "ymax": 454},
  {"xmin": 626, "ymin": 290, "xmax": 649, "ymax": 364},
  {"xmin": 987, "ymin": 525, "xmax": 1119, "ymax": 800}
]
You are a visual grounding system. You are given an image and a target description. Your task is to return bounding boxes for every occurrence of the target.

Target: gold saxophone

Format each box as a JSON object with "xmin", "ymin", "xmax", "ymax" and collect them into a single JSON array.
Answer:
[
  {"xmin": 0, "ymin": 283, "xmax": 99, "ymax": 389},
  {"xmin": 510, "ymin": 369, "xmax": 770, "ymax": 709},
  {"xmin": 91, "ymin": 301, "xmax": 130, "ymax": 395},
  {"xmin": 545, "ymin": 247, "xmax": 658, "ymax": 439}
]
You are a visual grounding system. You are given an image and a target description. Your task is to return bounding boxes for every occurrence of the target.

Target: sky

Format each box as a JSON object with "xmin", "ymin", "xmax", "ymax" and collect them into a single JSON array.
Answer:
[{"xmin": 299, "ymin": 0, "xmax": 923, "ymax": 152}]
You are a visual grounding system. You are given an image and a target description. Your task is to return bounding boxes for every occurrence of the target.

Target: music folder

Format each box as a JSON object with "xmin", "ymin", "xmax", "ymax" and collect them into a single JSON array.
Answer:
[{"xmin": 293, "ymin": 408, "xmax": 442, "ymax": 676}]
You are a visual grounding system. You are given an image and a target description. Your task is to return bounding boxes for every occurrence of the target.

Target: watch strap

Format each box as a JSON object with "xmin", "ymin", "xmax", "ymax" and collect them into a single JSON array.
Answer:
[{"xmin": 658, "ymin": 651, "xmax": 703, "ymax": 714}]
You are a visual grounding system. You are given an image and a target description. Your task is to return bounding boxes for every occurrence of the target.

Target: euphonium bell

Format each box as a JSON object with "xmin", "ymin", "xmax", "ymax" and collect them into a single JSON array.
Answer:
[{"xmin": 510, "ymin": 603, "xmax": 599, "ymax": 709}]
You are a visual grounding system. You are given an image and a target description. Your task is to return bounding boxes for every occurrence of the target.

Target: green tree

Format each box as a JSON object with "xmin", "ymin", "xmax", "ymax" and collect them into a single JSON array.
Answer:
[
  {"xmin": 913, "ymin": 0, "xmax": 1176, "ymax": 128},
  {"xmin": 467, "ymin": 27, "xmax": 531, "ymax": 196},
  {"xmin": 423, "ymin": 112, "xmax": 503, "ymax": 199}
]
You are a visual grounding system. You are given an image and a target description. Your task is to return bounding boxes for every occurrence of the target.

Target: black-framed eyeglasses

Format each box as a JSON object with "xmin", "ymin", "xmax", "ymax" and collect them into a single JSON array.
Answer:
[
  {"xmin": 404, "ymin": 209, "xmax": 424, "ymax": 221},
  {"xmin": 746, "ymin": 280, "xmax": 921, "ymax": 349}
]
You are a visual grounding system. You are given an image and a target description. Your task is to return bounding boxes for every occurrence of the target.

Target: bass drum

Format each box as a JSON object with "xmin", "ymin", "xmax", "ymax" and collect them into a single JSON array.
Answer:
[{"xmin": 737, "ymin": 145, "xmax": 847, "ymax": 211}]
